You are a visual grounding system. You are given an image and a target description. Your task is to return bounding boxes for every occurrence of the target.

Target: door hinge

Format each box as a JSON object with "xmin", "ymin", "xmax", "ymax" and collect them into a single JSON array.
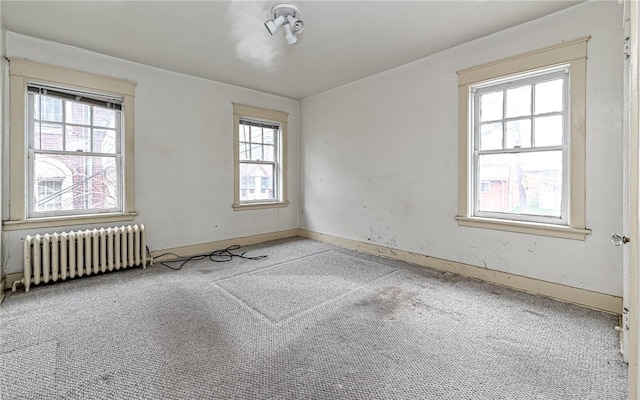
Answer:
[
  {"xmin": 624, "ymin": 37, "xmax": 630, "ymax": 59},
  {"xmin": 623, "ymin": 307, "xmax": 630, "ymax": 330}
]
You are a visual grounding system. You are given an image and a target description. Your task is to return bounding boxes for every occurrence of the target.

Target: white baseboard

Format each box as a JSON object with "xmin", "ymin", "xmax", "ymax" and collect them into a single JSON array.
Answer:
[
  {"xmin": 150, "ymin": 229, "xmax": 300, "ymax": 262},
  {"xmin": 298, "ymin": 229, "xmax": 622, "ymax": 315}
]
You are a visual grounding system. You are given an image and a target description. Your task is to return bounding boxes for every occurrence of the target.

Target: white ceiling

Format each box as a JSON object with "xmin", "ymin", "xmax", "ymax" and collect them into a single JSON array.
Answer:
[{"xmin": 2, "ymin": 0, "xmax": 583, "ymax": 100}]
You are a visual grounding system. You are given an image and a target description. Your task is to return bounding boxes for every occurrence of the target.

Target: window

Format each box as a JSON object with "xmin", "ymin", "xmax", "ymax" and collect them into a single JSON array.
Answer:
[
  {"xmin": 6, "ymin": 59, "xmax": 136, "ymax": 230},
  {"xmin": 239, "ymin": 119, "xmax": 278, "ymax": 202},
  {"xmin": 233, "ymin": 103, "xmax": 289, "ymax": 210},
  {"xmin": 473, "ymin": 67, "xmax": 567, "ymax": 224},
  {"xmin": 456, "ymin": 38, "xmax": 591, "ymax": 240},
  {"xmin": 28, "ymin": 86, "xmax": 122, "ymax": 217}
]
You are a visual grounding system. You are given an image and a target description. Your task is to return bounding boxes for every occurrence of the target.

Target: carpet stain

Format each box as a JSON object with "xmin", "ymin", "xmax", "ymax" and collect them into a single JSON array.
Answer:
[{"xmin": 356, "ymin": 286, "xmax": 423, "ymax": 314}]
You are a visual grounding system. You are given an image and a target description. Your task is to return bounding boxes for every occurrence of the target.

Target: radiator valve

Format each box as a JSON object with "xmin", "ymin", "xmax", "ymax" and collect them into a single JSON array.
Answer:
[{"xmin": 11, "ymin": 278, "xmax": 24, "ymax": 293}]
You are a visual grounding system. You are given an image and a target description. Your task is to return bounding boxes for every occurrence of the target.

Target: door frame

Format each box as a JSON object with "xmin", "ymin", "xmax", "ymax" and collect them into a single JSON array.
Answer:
[{"xmin": 628, "ymin": 0, "xmax": 639, "ymax": 398}]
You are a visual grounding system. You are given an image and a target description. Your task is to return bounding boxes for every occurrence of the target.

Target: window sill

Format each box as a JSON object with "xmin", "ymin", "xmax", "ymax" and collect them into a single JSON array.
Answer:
[
  {"xmin": 232, "ymin": 201, "xmax": 289, "ymax": 211},
  {"xmin": 3, "ymin": 212, "xmax": 138, "ymax": 231},
  {"xmin": 455, "ymin": 216, "xmax": 591, "ymax": 240}
]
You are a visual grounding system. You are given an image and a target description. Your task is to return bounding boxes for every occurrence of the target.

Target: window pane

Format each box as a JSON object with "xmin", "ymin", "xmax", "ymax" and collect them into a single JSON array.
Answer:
[
  {"xmin": 480, "ymin": 91, "xmax": 503, "ymax": 122},
  {"xmin": 240, "ymin": 163, "xmax": 275, "ymax": 202},
  {"xmin": 240, "ymin": 125, "xmax": 251, "ymax": 142},
  {"xmin": 506, "ymin": 85, "xmax": 531, "ymax": 118},
  {"xmin": 477, "ymin": 151, "xmax": 562, "ymax": 217},
  {"xmin": 534, "ymin": 115, "xmax": 563, "ymax": 147},
  {"xmin": 34, "ymin": 95, "xmax": 63, "ymax": 122},
  {"xmin": 534, "ymin": 79, "xmax": 563, "ymax": 114},
  {"xmin": 33, "ymin": 153, "xmax": 118, "ymax": 213},
  {"xmin": 93, "ymin": 129, "xmax": 117, "ymax": 154},
  {"xmin": 505, "ymin": 119, "xmax": 531, "ymax": 149},
  {"xmin": 65, "ymin": 101, "xmax": 91, "ymax": 125},
  {"xmin": 250, "ymin": 126, "xmax": 262, "ymax": 143},
  {"xmin": 263, "ymin": 129, "xmax": 275, "ymax": 144},
  {"xmin": 263, "ymin": 145, "xmax": 275, "ymax": 162},
  {"xmin": 93, "ymin": 107, "xmax": 116, "ymax": 128},
  {"xmin": 479, "ymin": 123, "xmax": 502, "ymax": 150},
  {"xmin": 251, "ymin": 144, "xmax": 263, "ymax": 161},
  {"xmin": 239, "ymin": 142, "xmax": 250, "ymax": 161},
  {"xmin": 65, "ymin": 126, "xmax": 91, "ymax": 152},
  {"xmin": 35, "ymin": 123, "xmax": 63, "ymax": 151}
]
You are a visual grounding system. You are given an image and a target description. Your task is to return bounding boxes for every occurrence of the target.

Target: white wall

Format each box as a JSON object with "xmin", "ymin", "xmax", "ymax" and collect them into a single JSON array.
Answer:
[
  {"xmin": 300, "ymin": 1, "xmax": 624, "ymax": 296},
  {"xmin": 3, "ymin": 32, "xmax": 299, "ymax": 275}
]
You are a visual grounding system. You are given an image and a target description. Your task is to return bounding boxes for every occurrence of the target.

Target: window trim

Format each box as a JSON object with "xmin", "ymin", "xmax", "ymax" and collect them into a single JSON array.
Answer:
[
  {"xmin": 456, "ymin": 37, "xmax": 591, "ymax": 240},
  {"xmin": 232, "ymin": 103, "xmax": 289, "ymax": 211},
  {"xmin": 5, "ymin": 59, "xmax": 136, "ymax": 230}
]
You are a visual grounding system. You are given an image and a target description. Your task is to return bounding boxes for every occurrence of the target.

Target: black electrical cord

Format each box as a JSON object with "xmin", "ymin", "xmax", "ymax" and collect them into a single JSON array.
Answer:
[{"xmin": 150, "ymin": 244, "xmax": 268, "ymax": 271}]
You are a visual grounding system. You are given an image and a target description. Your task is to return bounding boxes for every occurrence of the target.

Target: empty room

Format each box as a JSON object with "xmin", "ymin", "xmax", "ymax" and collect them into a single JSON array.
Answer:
[{"xmin": 0, "ymin": 0, "xmax": 639, "ymax": 399}]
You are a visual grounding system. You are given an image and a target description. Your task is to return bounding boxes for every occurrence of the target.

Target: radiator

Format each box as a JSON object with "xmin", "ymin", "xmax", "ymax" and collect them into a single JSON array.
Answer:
[{"xmin": 22, "ymin": 224, "xmax": 147, "ymax": 292}]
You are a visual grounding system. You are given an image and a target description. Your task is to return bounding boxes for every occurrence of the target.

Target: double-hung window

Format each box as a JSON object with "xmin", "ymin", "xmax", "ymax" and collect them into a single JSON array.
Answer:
[
  {"xmin": 456, "ymin": 38, "xmax": 591, "ymax": 240},
  {"xmin": 7, "ymin": 59, "xmax": 136, "ymax": 230},
  {"xmin": 472, "ymin": 67, "xmax": 568, "ymax": 224},
  {"xmin": 233, "ymin": 103, "xmax": 289, "ymax": 210},
  {"xmin": 28, "ymin": 85, "xmax": 123, "ymax": 217},
  {"xmin": 239, "ymin": 119, "xmax": 279, "ymax": 202}
]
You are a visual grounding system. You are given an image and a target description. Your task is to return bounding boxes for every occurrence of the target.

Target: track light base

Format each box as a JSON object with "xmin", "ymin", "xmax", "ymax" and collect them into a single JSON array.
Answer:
[{"xmin": 271, "ymin": 4, "xmax": 300, "ymax": 19}]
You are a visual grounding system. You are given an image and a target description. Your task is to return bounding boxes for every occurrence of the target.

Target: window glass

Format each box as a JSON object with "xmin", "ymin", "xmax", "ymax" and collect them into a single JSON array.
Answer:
[
  {"xmin": 238, "ymin": 119, "xmax": 280, "ymax": 203},
  {"xmin": 480, "ymin": 91, "xmax": 503, "ymax": 122},
  {"xmin": 534, "ymin": 116, "xmax": 563, "ymax": 147},
  {"xmin": 480, "ymin": 123, "xmax": 502, "ymax": 150},
  {"xmin": 28, "ymin": 90, "xmax": 122, "ymax": 217},
  {"xmin": 33, "ymin": 153, "xmax": 118, "ymax": 213},
  {"xmin": 506, "ymin": 86, "xmax": 531, "ymax": 118},
  {"xmin": 505, "ymin": 119, "xmax": 531, "ymax": 149},
  {"xmin": 477, "ymin": 151, "xmax": 562, "ymax": 217},
  {"xmin": 534, "ymin": 79, "xmax": 563, "ymax": 114},
  {"xmin": 472, "ymin": 68, "xmax": 567, "ymax": 224},
  {"xmin": 239, "ymin": 162, "xmax": 275, "ymax": 202}
]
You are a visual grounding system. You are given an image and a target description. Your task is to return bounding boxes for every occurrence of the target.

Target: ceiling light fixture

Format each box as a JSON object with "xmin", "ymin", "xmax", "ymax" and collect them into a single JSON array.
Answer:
[
  {"xmin": 264, "ymin": 3, "xmax": 304, "ymax": 44},
  {"xmin": 282, "ymin": 23, "xmax": 297, "ymax": 45}
]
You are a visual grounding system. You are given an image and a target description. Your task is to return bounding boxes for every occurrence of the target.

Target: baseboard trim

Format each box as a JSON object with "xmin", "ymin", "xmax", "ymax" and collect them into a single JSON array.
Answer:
[
  {"xmin": 150, "ymin": 229, "xmax": 300, "ymax": 262},
  {"xmin": 5, "ymin": 227, "xmax": 622, "ymax": 314},
  {"xmin": 298, "ymin": 229, "xmax": 622, "ymax": 315}
]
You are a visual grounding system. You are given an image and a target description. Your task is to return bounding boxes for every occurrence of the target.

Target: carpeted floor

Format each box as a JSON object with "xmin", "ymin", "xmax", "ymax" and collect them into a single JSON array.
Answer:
[{"xmin": 0, "ymin": 237, "xmax": 628, "ymax": 399}]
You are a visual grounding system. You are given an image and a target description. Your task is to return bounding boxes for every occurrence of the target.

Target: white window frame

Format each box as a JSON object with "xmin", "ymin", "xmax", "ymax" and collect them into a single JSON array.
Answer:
[
  {"xmin": 456, "ymin": 37, "xmax": 592, "ymax": 240},
  {"xmin": 5, "ymin": 59, "xmax": 136, "ymax": 230},
  {"xmin": 471, "ymin": 67, "xmax": 569, "ymax": 225},
  {"xmin": 27, "ymin": 85, "xmax": 124, "ymax": 218},
  {"xmin": 232, "ymin": 103, "xmax": 289, "ymax": 211}
]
